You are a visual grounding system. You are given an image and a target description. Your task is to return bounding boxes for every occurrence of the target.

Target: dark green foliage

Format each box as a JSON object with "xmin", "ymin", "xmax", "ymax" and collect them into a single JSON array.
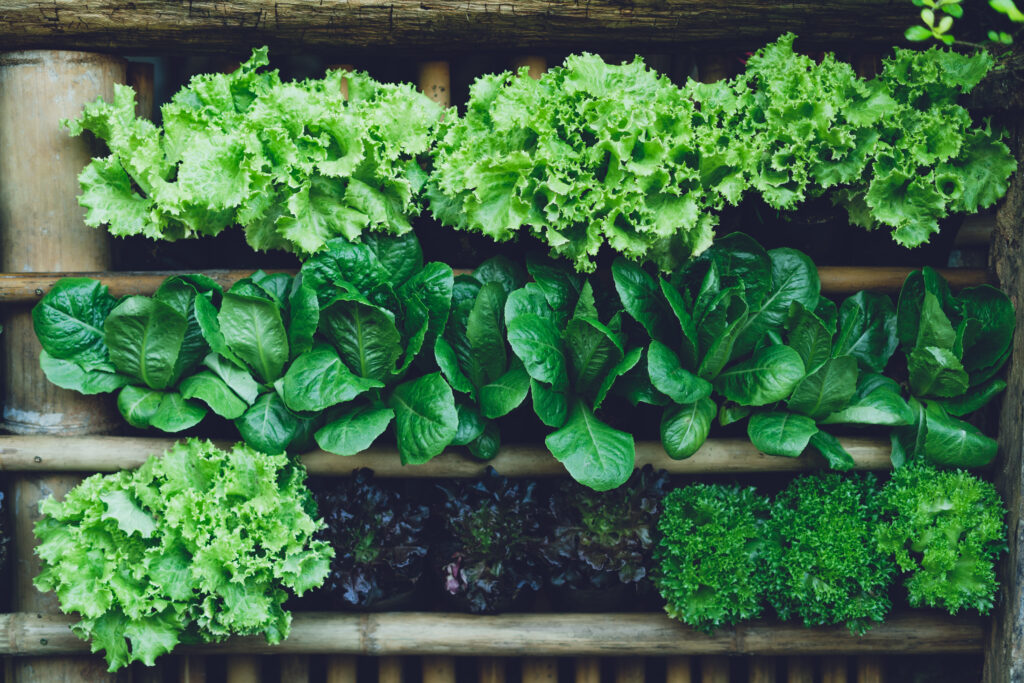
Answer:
[
  {"xmin": 541, "ymin": 466, "xmax": 668, "ymax": 593},
  {"xmin": 877, "ymin": 463, "xmax": 1007, "ymax": 614},
  {"xmin": 765, "ymin": 473, "xmax": 895, "ymax": 634},
  {"xmin": 654, "ymin": 484, "xmax": 770, "ymax": 632},
  {"xmin": 311, "ymin": 470, "xmax": 430, "ymax": 610},
  {"xmin": 431, "ymin": 469, "xmax": 547, "ymax": 613}
]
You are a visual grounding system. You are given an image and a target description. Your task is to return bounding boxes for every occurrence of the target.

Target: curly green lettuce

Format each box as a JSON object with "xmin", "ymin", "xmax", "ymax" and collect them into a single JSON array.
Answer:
[
  {"xmin": 653, "ymin": 484, "xmax": 770, "ymax": 632},
  {"xmin": 877, "ymin": 463, "xmax": 1007, "ymax": 614},
  {"xmin": 65, "ymin": 47, "xmax": 442, "ymax": 255},
  {"xmin": 34, "ymin": 438, "xmax": 332, "ymax": 671},
  {"xmin": 765, "ymin": 473, "xmax": 895, "ymax": 634}
]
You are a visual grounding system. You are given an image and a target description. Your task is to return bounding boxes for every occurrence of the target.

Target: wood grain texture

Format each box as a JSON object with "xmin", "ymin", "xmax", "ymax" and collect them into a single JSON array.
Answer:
[
  {"xmin": 422, "ymin": 656, "xmax": 456, "ymax": 683},
  {"xmin": 855, "ymin": 655, "xmax": 882, "ymax": 683},
  {"xmin": 326, "ymin": 655, "xmax": 357, "ymax": 683},
  {"xmin": 0, "ymin": 1, "xmax": 916, "ymax": 54},
  {"xmin": 479, "ymin": 657, "xmax": 506, "ymax": 683},
  {"xmin": 700, "ymin": 656, "xmax": 728, "ymax": 683},
  {"xmin": 615, "ymin": 658, "xmax": 644, "ymax": 683},
  {"xmin": 0, "ymin": 434, "xmax": 896, "ymax": 475},
  {"xmin": 575, "ymin": 657, "xmax": 601, "ymax": 683},
  {"xmin": 983, "ymin": 116, "xmax": 1024, "ymax": 683},
  {"xmin": 749, "ymin": 657, "xmax": 776, "ymax": 683},
  {"xmin": 0, "ymin": 267, "xmax": 987, "ymax": 304},
  {"xmin": 379, "ymin": 656, "xmax": 405, "ymax": 683},
  {"xmin": 786, "ymin": 658, "xmax": 813, "ymax": 683},
  {"xmin": 0, "ymin": 612, "xmax": 986, "ymax": 657},
  {"xmin": 522, "ymin": 658, "xmax": 558, "ymax": 682}
]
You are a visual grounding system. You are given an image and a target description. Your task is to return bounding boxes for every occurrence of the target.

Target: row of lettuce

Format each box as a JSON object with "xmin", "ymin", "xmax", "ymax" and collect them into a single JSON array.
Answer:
[
  {"xmin": 35, "ymin": 439, "xmax": 1006, "ymax": 671},
  {"xmin": 68, "ymin": 36, "xmax": 1015, "ymax": 274},
  {"xmin": 33, "ymin": 230, "xmax": 1014, "ymax": 490}
]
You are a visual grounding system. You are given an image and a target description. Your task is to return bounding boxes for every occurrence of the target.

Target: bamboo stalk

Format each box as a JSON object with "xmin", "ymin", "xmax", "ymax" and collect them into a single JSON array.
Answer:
[
  {"xmin": 379, "ymin": 656, "xmax": 404, "ymax": 683},
  {"xmin": 479, "ymin": 657, "xmax": 506, "ymax": 683},
  {"xmin": 575, "ymin": 657, "xmax": 601, "ymax": 683},
  {"xmin": 325, "ymin": 655, "xmax": 357, "ymax": 683},
  {"xmin": 786, "ymin": 658, "xmax": 813, "ymax": 683},
  {"xmin": 522, "ymin": 658, "xmax": 558, "ymax": 682},
  {"xmin": 0, "ymin": 612, "xmax": 985, "ymax": 657},
  {"xmin": 0, "ymin": 435, "xmax": 897, "ymax": 475},
  {"xmin": 422, "ymin": 655, "xmax": 456, "ymax": 683},
  {"xmin": 822, "ymin": 656, "xmax": 848, "ymax": 683},
  {"xmin": 701, "ymin": 656, "xmax": 729, "ymax": 683},
  {"xmin": 666, "ymin": 656, "xmax": 693, "ymax": 683},
  {"xmin": 856, "ymin": 655, "xmax": 883, "ymax": 683},
  {"xmin": 749, "ymin": 657, "xmax": 776, "ymax": 683},
  {"xmin": 0, "ymin": 266, "xmax": 985, "ymax": 304},
  {"xmin": 615, "ymin": 657, "xmax": 644, "ymax": 683}
]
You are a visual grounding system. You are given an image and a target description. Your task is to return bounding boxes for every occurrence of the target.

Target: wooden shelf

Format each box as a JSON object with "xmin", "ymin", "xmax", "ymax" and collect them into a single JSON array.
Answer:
[
  {"xmin": 0, "ymin": 267, "xmax": 989, "ymax": 304},
  {"xmin": 0, "ymin": 611, "xmax": 984, "ymax": 657},
  {"xmin": 0, "ymin": 435, "xmax": 894, "ymax": 476},
  {"xmin": 0, "ymin": 1, "xmax": 916, "ymax": 54}
]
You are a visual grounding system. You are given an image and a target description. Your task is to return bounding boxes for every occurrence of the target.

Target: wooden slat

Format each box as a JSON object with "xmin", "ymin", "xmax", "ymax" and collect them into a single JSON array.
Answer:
[
  {"xmin": 0, "ymin": 1, "xmax": 916, "ymax": 53},
  {"xmin": 0, "ymin": 612, "xmax": 985, "ymax": 657},
  {"xmin": 0, "ymin": 435, "xmax": 895, "ymax": 475},
  {"xmin": 0, "ymin": 267, "xmax": 988, "ymax": 303}
]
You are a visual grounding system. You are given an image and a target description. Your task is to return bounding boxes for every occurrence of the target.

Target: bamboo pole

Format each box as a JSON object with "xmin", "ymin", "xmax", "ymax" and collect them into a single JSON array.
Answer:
[
  {"xmin": 522, "ymin": 658, "xmax": 558, "ymax": 682},
  {"xmin": 615, "ymin": 657, "xmax": 644, "ymax": 683},
  {"xmin": 479, "ymin": 657, "xmax": 506, "ymax": 683},
  {"xmin": 225, "ymin": 655, "xmax": 260, "ymax": 683},
  {"xmin": 786, "ymin": 658, "xmax": 813, "ymax": 683},
  {"xmin": 822, "ymin": 657, "xmax": 847, "ymax": 683},
  {"xmin": 423, "ymin": 655, "xmax": 456, "ymax": 683},
  {"xmin": 0, "ymin": 266, "xmax": 987, "ymax": 303},
  {"xmin": 666, "ymin": 656, "xmax": 693, "ymax": 683},
  {"xmin": 701, "ymin": 656, "xmax": 729, "ymax": 683},
  {"xmin": 749, "ymin": 657, "xmax": 776, "ymax": 683},
  {"xmin": 856, "ymin": 655, "xmax": 883, "ymax": 683},
  {"xmin": 380, "ymin": 656, "xmax": 405, "ymax": 683},
  {"xmin": 325, "ymin": 655, "xmax": 357, "ymax": 683},
  {"xmin": 0, "ymin": 434, "xmax": 897, "ymax": 475},
  {"xmin": 575, "ymin": 657, "xmax": 600, "ymax": 683},
  {"xmin": 1, "ymin": 48, "xmax": 126, "ymax": 683},
  {"xmin": 0, "ymin": 612, "xmax": 986, "ymax": 656}
]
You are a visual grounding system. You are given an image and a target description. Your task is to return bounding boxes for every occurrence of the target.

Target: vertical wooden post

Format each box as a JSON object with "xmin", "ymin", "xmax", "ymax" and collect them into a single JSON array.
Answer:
[
  {"xmin": 822, "ymin": 657, "xmax": 848, "ymax": 683},
  {"xmin": 280, "ymin": 655, "xmax": 310, "ymax": 683},
  {"xmin": 0, "ymin": 49, "xmax": 125, "ymax": 683},
  {"xmin": 418, "ymin": 61, "xmax": 451, "ymax": 108},
  {"xmin": 786, "ymin": 658, "xmax": 813, "ymax": 683},
  {"xmin": 325, "ymin": 655, "xmax": 357, "ymax": 683},
  {"xmin": 512, "ymin": 55, "xmax": 547, "ymax": 79},
  {"xmin": 749, "ymin": 657, "xmax": 776, "ymax": 683},
  {"xmin": 423, "ymin": 655, "xmax": 457, "ymax": 683},
  {"xmin": 225, "ymin": 656, "xmax": 260, "ymax": 683},
  {"xmin": 380, "ymin": 656, "xmax": 404, "ymax": 683},
  {"xmin": 126, "ymin": 61, "xmax": 155, "ymax": 119},
  {"xmin": 480, "ymin": 657, "xmax": 506, "ymax": 683},
  {"xmin": 179, "ymin": 656, "xmax": 207, "ymax": 683},
  {"xmin": 665, "ymin": 656, "xmax": 693, "ymax": 683},
  {"xmin": 856, "ymin": 656, "xmax": 882, "ymax": 683},
  {"xmin": 983, "ymin": 111, "xmax": 1024, "ymax": 683},
  {"xmin": 522, "ymin": 658, "xmax": 558, "ymax": 683},
  {"xmin": 575, "ymin": 657, "xmax": 600, "ymax": 683},
  {"xmin": 615, "ymin": 657, "xmax": 644, "ymax": 683},
  {"xmin": 700, "ymin": 656, "xmax": 729, "ymax": 683}
]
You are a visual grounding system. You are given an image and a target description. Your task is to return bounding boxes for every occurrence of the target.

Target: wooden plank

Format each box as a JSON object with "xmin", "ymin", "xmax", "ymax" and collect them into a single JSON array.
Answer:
[
  {"xmin": 0, "ymin": 267, "xmax": 988, "ymax": 304},
  {"xmin": 0, "ymin": 1, "xmax": 916, "ymax": 54},
  {"xmin": 983, "ymin": 115, "xmax": 1024, "ymax": 683},
  {"xmin": 0, "ymin": 435, "xmax": 895, "ymax": 475},
  {"xmin": 0, "ymin": 612, "xmax": 986, "ymax": 657}
]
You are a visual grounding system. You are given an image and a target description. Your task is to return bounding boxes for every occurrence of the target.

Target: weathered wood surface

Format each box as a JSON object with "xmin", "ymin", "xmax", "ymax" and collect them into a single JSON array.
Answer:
[
  {"xmin": 983, "ymin": 114, "xmax": 1024, "ymax": 683},
  {"xmin": 0, "ymin": 435, "xmax": 894, "ymax": 475},
  {"xmin": 0, "ymin": 612, "xmax": 985, "ymax": 657},
  {"xmin": 0, "ymin": 1, "xmax": 916, "ymax": 54},
  {"xmin": 0, "ymin": 266, "xmax": 988, "ymax": 304}
]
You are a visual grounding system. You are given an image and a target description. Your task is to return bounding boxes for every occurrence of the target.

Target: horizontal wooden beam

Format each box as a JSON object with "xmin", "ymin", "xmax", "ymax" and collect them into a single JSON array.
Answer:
[
  {"xmin": 0, "ymin": 435, "xmax": 894, "ymax": 475},
  {"xmin": 0, "ymin": 267, "xmax": 988, "ymax": 305},
  {"xmin": 0, "ymin": 1, "xmax": 916, "ymax": 54},
  {"xmin": 0, "ymin": 611, "xmax": 984, "ymax": 656}
]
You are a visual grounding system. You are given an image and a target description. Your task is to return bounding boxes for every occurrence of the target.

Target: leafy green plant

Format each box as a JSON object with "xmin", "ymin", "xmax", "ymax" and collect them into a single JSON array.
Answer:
[
  {"xmin": 34, "ymin": 439, "xmax": 332, "ymax": 671},
  {"xmin": 298, "ymin": 234, "xmax": 457, "ymax": 463},
  {"xmin": 906, "ymin": 0, "xmax": 1023, "ymax": 44},
  {"xmin": 311, "ymin": 469, "xmax": 430, "ymax": 609},
  {"xmin": 505, "ymin": 257, "xmax": 642, "ymax": 490},
  {"xmin": 435, "ymin": 256, "xmax": 531, "ymax": 461},
  {"xmin": 653, "ymin": 484, "xmax": 770, "ymax": 632},
  {"xmin": 541, "ymin": 466, "xmax": 668, "ymax": 594},
  {"xmin": 65, "ymin": 48, "xmax": 442, "ymax": 255},
  {"xmin": 614, "ymin": 233, "xmax": 912, "ymax": 468},
  {"xmin": 877, "ymin": 463, "xmax": 1007, "ymax": 614},
  {"xmin": 891, "ymin": 266, "xmax": 1013, "ymax": 468},
  {"xmin": 765, "ymin": 473, "xmax": 895, "ymax": 634},
  {"xmin": 431, "ymin": 469, "xmax": 547, "ymax": 613}
]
